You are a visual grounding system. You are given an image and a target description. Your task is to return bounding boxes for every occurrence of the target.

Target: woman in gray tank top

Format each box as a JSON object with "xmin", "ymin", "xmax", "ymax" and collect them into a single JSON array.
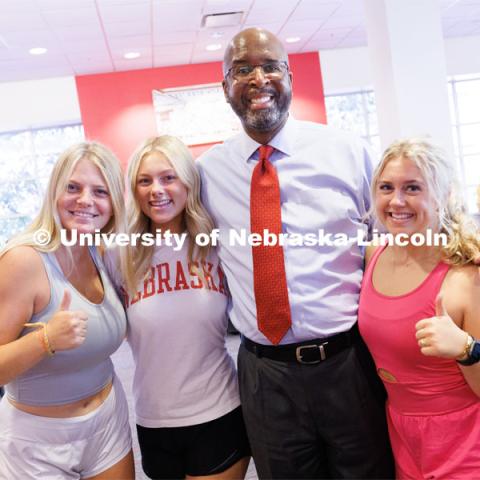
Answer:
[{"xmin": 0, "ymin": 142, "xmax": 134, "ymax": 479}]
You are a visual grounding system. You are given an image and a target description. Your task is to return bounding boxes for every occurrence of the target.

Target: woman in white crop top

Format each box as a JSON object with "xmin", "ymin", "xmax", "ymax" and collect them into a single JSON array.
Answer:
[
  {"xmin": 0, "ymin": 142, "xmax": 134, "ymax": 479},
  {"xmin": 106, "ymin": 136, "xmax": 250, "ymax": 480}
]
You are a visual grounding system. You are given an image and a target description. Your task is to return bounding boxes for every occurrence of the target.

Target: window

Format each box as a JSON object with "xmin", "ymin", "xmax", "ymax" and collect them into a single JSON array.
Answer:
[
  {"xmin": 0, "ymin": 124, "xmax": 84, "ymax": 247},
  {"xmin": 325, "ymin": 90, "xmax": 380, "ymax": 155},
  {"xmin": 325, "ymin": 77, "xmax": 480, "ymax": 212},
  {"xmin": 448, "ymin": 74, "xmax": 480, "ymax": 213}
]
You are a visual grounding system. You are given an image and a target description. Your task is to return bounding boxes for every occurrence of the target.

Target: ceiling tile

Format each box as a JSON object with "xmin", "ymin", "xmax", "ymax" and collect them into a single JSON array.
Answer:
[
  {"xmin": 278, "ymin": 20, "xmax": 326, "ymax": 38},
  {"xmin": 66, "ymin": 51, "xmax": 112, "ymax": 66},
  {"xmin": 0, "ymin": 11, "xmax": 49, "ymax": 32},
  {"xmin": 1, "ymin": 30, "xmax": 59, "ymax": 49},
  {"xmin": 42, "ymin": 7, "xmax": 100, "ymax": 27},
  {"xmin": 245, "ymin": 0, "xmax": 298, "ymax": 24},
  {"xmin": 289, "ymin": 0, "xmax": 341, "ymax": 22},
  {"xmin": 52, "ymin": 24, "xmax": 104, "ymax": 43},
  {"xmin": 196, "ymin": 26, "xmax": 240, "ymax": 42},
  {"xmin": 152, "ymin": 2, "xmax": 203, "ymax": 31},
  {"xmin": 110, "ymin": 45, "xmax": 152, "ymax": 60},
  {"xmin": 153, "ymin": 44, "xmax": 193, "ymax": 65},
  {"xmin": 0, "ymin": 0, "xmax": 37, "ymax": 12},
  {"xmin": 0, "ymin": 54, "xmax": 71, "ymax": 71},
  {"xmin": 153, "ymin": 30, "xmax": 197, "ymax": 45},
  {"xmin": 338, "ymin": 29, "xmax": 368, "ymax": 48},
  {"xmin": 107, "ymin": 35, "xmax": 151, "ymax": 50},
  {"xmin": 73, "ymin": 64, "xmax": 115, "ymax": 76},
  {"xmin": 99, "ymin": 2, "xmax": 151, "ymax": 23},
  {"xmin": 113, "ymin": 57, "xmax": 153, "ymax": 71},
  {"xmin": 153, "ymin": 51, "xmax": 192, "ymax": 67},
  {"xmin": 333, "ymin": 0, "xmax": 365, "ymax": 17},
  {"xmin": 0, "ymin": 66, "xmax": 73, "ymax": 82},
  {"xmin": 282, "ymin": 42, "xmax": 305, "ymax": 54},
  {"xmin": 36, "ymin": 0, "xmax": 95, "ymax": 9},
  {"xmin": 97, "ymin": 0, "xmax": 149, "ymax": 5},
  {"xmin": 203, "ymin": 0, "xmax": 251, "ymax": 15},
  {"xmin": 308, "ymin": 26, "xmax": 352, "ymax": 42},
  {"xmin": 60, "ymin": 38, "xmax": 109, "ymax": 54},
  {"xmin": 154, "ymin": 43, "xmax": 194, "ymax": 57},
  {"xmin": 320, "ymin": 15, "xmax": 362, "ymax": 29},
  {"xmin": 302, "ymin": 38, "xmax": 341, "ymax": 51},
  {"xmin": 302, "ymin": 25, "xmax": 352, "ymax": 51},
  {"xmin": 153, "ymin": 0, "xmax": 203, "ymax": 4},
  {"xmin": 191, "ymin": 50, "xmax": 224, "ymax": 64},
  {"xmin": 103, "ymin": 20, "xmax": 151, "ymax": 37}
]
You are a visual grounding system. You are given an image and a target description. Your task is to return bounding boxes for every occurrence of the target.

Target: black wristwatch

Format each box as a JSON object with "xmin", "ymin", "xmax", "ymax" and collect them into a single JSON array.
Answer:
[{"xmin": 457, "ymin": 337, "xmax": 480, "ymax": 366}]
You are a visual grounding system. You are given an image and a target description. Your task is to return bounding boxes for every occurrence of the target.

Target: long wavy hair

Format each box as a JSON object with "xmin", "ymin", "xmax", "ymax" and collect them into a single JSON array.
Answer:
[
  {"xmin": 123, "ymin": 135, "xmax": 214, "ymax": 294},
  {"xmin": 1, "ymin": 141, "xmax": 130, "ymax": 278},
  {"xmin": 371, "ymin": 137, "xmax": 480, "ymax": 265}
]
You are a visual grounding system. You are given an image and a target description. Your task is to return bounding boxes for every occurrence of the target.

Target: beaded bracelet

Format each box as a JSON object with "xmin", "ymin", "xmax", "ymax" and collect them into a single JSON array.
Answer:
[{"xmin": 23, "ymin": 322, "xmax": 55, "ymax": 357}]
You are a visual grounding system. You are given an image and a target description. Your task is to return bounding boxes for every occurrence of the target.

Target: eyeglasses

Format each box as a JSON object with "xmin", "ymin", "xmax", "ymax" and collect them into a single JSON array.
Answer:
[{"xmin": 225, "ymin": 61, "xmax": 289, "ymax": 81}]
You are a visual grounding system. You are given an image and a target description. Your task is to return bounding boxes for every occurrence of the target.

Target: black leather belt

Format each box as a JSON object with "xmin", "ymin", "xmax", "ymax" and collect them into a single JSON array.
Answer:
[{"xmin": 242, "ymin": 324, "xmax": 359, "ymax": 364}]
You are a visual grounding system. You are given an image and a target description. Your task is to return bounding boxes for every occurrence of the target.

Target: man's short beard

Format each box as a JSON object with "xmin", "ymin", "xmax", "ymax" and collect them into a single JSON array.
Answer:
[
  {"xmin": 244, "ymin": 108, "xmax": 281, "ymax": 131},
  {"xmin": 228, "ymin": 90, "xmax": 292, "ymax": 133}
]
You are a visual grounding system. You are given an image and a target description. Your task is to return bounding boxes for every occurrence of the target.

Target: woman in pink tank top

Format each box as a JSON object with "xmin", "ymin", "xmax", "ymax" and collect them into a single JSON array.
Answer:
[{"xmin": 358, "ymin": 138, "xmax": 480, "ymax": 479}]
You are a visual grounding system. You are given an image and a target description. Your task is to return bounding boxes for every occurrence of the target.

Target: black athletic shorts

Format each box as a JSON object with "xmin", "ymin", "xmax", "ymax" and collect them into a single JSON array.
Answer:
[{"xmin": 136, "ymin": 406, "xmax": 251, "ymax": 479}]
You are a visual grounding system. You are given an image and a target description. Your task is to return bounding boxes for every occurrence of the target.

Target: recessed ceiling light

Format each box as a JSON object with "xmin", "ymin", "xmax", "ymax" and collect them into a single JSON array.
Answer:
[
  {"xmin": 206, "ymin": 43, "xmax": 222, "ymax": 51},
  {"xmin": 285, "ymin": 36, "xmax": 301, "ymax": 44},
  {"xmin": 124, "ymin": 51, "xmax": 140, "ymax": 59},
  {"xmin": 29, "ymin": 47, "xmax": 47, "ymax": 55},
  {"xmin": 211, "ymin": 31, "xmax": 224, "ymax": 39}
]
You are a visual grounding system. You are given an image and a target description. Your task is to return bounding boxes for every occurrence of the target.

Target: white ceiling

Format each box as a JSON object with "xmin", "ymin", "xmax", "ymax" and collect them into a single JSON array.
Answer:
[{"xmin": 0, "ymin": 0, "xmax": 479, "ymax": 83}]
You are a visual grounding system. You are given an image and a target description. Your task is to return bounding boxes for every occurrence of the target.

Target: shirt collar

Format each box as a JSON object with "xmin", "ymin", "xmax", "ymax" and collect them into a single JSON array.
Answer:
[{"xmin": 237, "ymin": 115, "xmax": 298, "ymax": 161}]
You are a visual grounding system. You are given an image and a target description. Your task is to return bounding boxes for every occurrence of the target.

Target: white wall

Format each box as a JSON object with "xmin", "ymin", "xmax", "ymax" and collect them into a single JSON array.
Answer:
[
  {"xmin": 0, "ymin": 76, "xmax": 81, "ymax": 133},
  {"xmin": 320, "ymin": 47, "xmax": 373, "ymax": 93},
  {"xmin": 444, "ymin": 35, "xmax": 480, "ymax": 77},
  {"xmin": 320, "ymin": 34, "xmax": 480, "ymax": 94}
]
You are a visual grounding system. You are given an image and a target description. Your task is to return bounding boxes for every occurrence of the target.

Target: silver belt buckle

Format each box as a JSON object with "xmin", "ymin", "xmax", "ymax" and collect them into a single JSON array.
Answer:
[{"xmin": 295, "ymin": 342, "xmax": 329, "ymax": 364}]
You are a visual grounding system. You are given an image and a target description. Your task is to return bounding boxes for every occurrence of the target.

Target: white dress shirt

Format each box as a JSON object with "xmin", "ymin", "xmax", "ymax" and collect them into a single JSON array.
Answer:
[{"xmin": 197, "ymin": 117, "xmax": 374, "ymax": 344}]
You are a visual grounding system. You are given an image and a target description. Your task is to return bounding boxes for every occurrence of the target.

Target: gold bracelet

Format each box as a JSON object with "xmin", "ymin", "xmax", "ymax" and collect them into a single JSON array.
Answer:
[
  {"xmin": 23, "ymin": 322, "xmax": 43, "ymax": 330},
  {"xmin": 43, "ymin": 323, "xmax": 55, "ymax": 357},
  {"xmin": 456, "ymin": 334, "xmax": 474, "ymax": 361},
  {"xmin": 23, "ymin": 322, "xmax": 55, "ymax": 357}
]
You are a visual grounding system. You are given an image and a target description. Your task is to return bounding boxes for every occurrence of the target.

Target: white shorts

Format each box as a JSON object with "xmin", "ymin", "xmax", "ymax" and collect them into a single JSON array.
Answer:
[{"xmin": 0, "ymin": 375, "xmax": 132, "ymax": 479}]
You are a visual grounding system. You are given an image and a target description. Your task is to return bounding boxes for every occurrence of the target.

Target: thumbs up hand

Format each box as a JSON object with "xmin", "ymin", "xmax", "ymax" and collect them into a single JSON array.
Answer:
[
  {"xmin": 46, "ymin": 290, "xmax": 88, "ymax": 352},
  {"xmin": 415, "ymin": 294, "xmax": 468, "ymax": 358}
]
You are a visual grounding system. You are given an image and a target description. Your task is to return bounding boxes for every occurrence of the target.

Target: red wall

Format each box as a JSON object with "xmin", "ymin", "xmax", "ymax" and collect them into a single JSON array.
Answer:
[{"xmin": 75, "ymin": 52, "xmax": 326, "ymax": 167}]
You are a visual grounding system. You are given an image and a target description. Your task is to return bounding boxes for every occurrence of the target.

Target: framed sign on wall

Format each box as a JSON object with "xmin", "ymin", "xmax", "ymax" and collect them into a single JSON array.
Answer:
[{"xmin": 153, "ymin": 83, "xmax": 241, "ymax": 146}]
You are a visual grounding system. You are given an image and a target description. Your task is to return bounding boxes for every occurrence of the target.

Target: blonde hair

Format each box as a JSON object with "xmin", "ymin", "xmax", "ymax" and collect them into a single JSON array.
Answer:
[
  {"xmin": 1, "ymin": 141, "xmax": 130, "ymax": 279},
  {"xmin": 371, "ymin": 137, "xmax": 480, "ymax": 265},
  {"xmin": 123, "ymin": 135, "xmax": 214, "ymax": 294}
]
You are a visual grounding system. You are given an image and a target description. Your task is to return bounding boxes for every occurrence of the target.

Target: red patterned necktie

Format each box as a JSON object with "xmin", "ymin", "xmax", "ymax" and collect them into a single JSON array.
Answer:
[{"xmin": 250, "ymin": 145, "xmax": 291, "ymax": 344}]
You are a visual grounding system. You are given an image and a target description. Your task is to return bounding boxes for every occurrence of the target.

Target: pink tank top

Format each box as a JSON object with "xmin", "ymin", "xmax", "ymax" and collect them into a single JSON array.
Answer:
[{"xmin": 359, "ymin": 245, "xmax": 477, "ymax": 415}]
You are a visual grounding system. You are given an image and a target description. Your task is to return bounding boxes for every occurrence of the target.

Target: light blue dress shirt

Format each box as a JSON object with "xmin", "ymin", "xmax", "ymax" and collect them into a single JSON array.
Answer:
[{"xmin": 197, "ymin": 117, "xmax": 374, "ymax": 344}]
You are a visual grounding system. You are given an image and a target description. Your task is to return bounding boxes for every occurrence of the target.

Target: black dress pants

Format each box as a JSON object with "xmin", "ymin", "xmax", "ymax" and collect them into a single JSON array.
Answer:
[{"xmin": 237, "ymin": 334, "xmax": 394, "ymax": 479}]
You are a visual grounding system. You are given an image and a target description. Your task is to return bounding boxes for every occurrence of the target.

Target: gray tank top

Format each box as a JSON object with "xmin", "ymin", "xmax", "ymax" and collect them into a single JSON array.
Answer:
[{"xmin": 5, "ymin": 247, "xmax": 127, "ymax": 406}]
